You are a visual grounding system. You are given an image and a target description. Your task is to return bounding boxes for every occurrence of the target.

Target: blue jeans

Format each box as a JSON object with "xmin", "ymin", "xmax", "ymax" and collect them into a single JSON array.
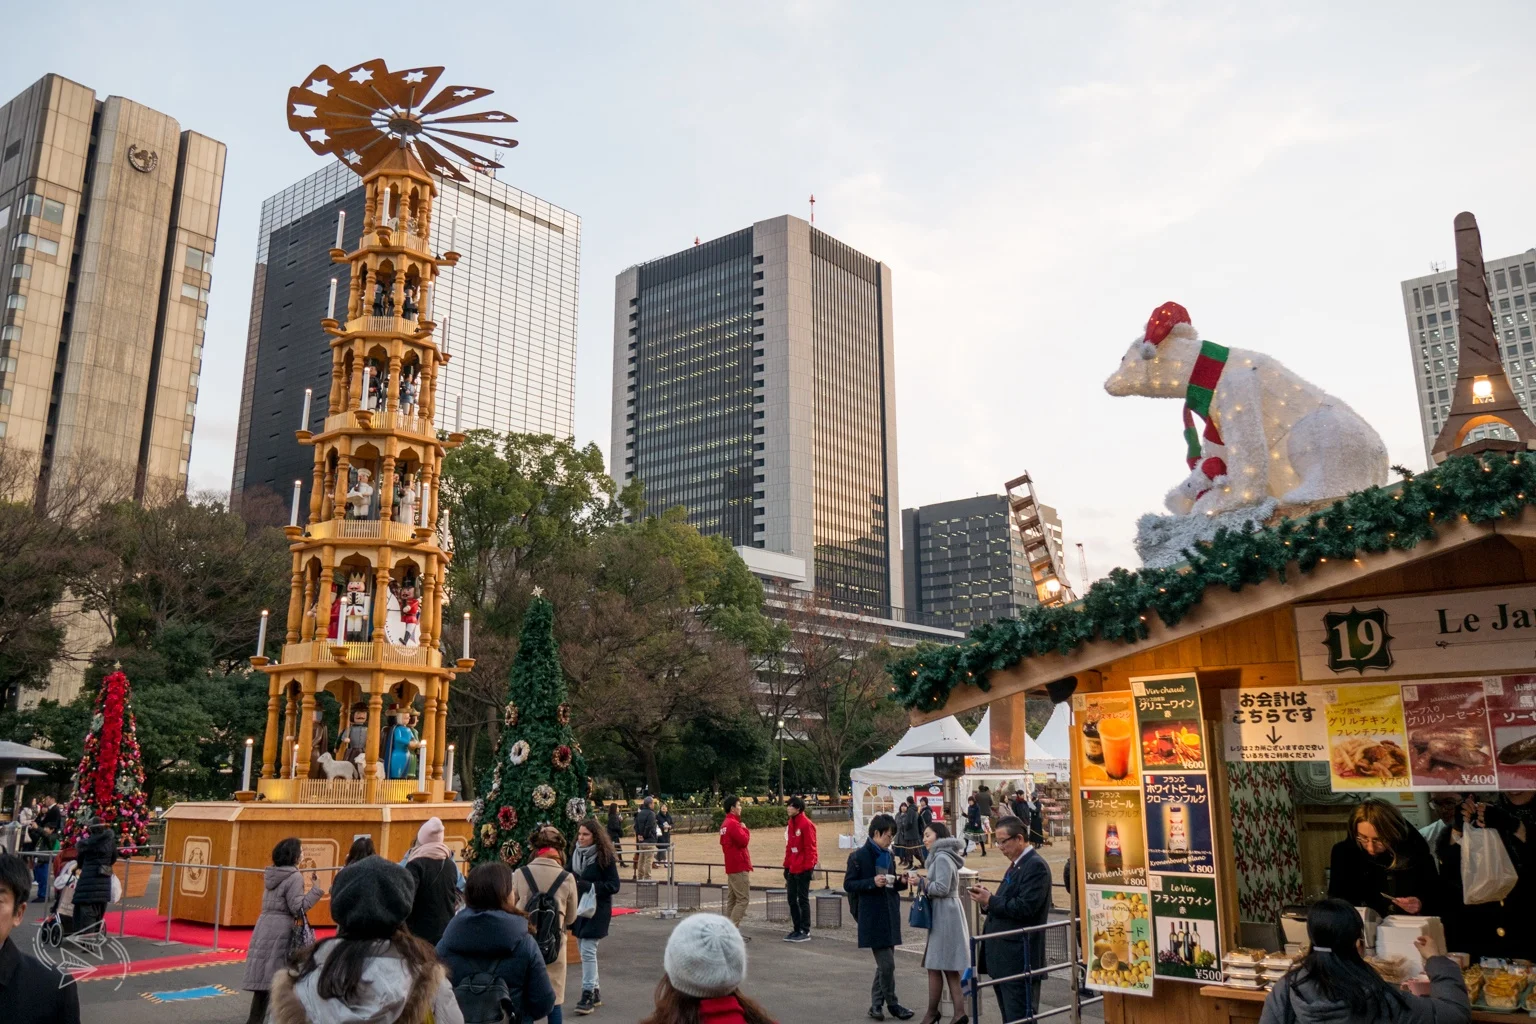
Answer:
[
  {"xmin": 549, "ymin": 1008, "xmax": 562, "ymax": 1024},
  {"xmin": 579, "ymin": 937, "xmax": 600, "ymax": 990},
  {"xmin": 32, "ymin": 860, "xmax": 49, "ymax": 902}
]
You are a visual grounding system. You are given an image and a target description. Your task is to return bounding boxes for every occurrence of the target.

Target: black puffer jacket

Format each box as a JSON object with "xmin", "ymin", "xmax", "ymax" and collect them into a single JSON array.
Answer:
[
  {"xmin": 1258, "ymin": 956, "xmax": 1469, "ymax": 1024},
  {"xmin": 436, "ymin": 908, "xmax": 555, "ymax": 1023},
  {"xmin": 72, "ymin": 828, "xmax": 116, "ymax": 906}
]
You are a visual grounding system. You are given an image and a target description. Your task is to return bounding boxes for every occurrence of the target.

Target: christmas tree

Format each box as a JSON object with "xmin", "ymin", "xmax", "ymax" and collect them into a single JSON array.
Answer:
[
  {"xmin": 62, "ymin": 669, "xmax": 152, "ymax": 854},
  {"xmin": 469, "ymin": 595, "xmax": 589, "ymax": 865}
]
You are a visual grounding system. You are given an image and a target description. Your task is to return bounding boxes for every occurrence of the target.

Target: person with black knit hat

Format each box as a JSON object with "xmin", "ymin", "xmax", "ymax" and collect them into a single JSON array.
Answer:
[
  {"xmin": 639, "ymin": 914, "xmax": 775, "ymax": 1024},
  {"xmin": 269, "ymin": 855, "xmax": 464, "ymax": 1024}
]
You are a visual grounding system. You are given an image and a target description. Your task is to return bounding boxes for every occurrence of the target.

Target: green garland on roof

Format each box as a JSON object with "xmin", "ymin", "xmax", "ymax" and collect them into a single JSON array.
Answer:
[{"xmin": 889, "ymin": 453, "xmax": 1536, "ymax": 713}]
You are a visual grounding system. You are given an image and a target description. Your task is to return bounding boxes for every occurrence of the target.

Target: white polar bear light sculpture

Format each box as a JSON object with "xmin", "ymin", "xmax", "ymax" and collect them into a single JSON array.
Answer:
[{"xmin": 1106, "ymin": 301, "xmax": 1389, "ymax": 565}]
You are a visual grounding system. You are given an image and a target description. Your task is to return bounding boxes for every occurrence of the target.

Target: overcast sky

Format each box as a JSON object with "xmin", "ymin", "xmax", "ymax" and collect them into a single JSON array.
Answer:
[{"xmin": 10, "ymin": 2, "xmax": 1536, "ymax": 577}]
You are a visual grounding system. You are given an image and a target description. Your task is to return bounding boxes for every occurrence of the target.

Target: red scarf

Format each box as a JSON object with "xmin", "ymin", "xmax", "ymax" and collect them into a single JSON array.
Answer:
[{"xmin": 699, "ymin": 995, "xmax": 757, "ymax": 1024}]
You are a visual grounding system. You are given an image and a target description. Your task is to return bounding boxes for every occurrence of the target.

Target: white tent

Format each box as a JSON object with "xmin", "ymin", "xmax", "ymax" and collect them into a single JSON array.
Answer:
[{"xmin": 847, "ymin": 711, "xmax": 1071, "ymax": 842}]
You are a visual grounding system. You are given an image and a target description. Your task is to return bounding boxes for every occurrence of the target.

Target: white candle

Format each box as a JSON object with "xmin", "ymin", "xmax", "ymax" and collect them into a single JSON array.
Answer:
[
  {"xmin": 454, "ymin": 395, "xmax": 463, "ymax": 433},
  {"xmin": 289, "ymin": 480, "xmax": 302, "ymax": 526},
  {"xmin": 381, "ymin": 187, "xmax": 391, "ymax": 225},
  {"xmin": 335, "ymin": 210, "xmax": 345, "ymax": 249},
  {"xmin": 257, "ymin": 608, "xmax": 270, "ymax": 653},
  {"xmin": 425, "ymin": 283, "xmax": 434, "ymax": 321},
  {"xmin": 360, "ymin": 367, "xmax": 371, "ymax": 409},
  {"xmin": 291, "ymin": 740, "xmax": 298, "ymax": 779},
  {"xmin": 462, "ymin": 613, "xmax": 471, "ymax": 660},
  {"xmin": 417, "ymin": 737, "xmax": 428, "ymax": 791},
  {"xmin": 327, "ymin": 278, "xmax": 337, "ymax": 320},
  {"xmin": 418, "ymin": 480, "xmax": 427, "ymax": 527},
  {"xmin": 300, "ymin": 387, "xmax": 312, "ymax": 429},
  {"xmin": 242, "ymin": 738, "xmax": 253, "ymax": 792},
  {"xmin": 445, "ymin": 744, "xmax": 455, "ymax": 793}
]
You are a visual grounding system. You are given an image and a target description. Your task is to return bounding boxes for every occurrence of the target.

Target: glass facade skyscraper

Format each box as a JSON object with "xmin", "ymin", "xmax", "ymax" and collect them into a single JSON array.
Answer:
[
  {"xmin": 614, "ymin": 215, "xmax": 903, "ymax": 618},
  {"xmin": 233, "ymin": 161, "xmax": 579, "ymax": 508}
]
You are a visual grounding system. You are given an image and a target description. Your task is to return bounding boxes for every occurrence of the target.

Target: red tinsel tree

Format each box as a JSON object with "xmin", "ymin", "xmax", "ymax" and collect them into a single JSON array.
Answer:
[{"xmin": 61, "ymin": 669, "xmax": 151, "ymax": 854}]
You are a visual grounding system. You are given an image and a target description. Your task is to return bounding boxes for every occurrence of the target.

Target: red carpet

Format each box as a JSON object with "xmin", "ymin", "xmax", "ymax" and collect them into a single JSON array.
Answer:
[
  {"xmin": 108, "ymin": 907, "xmax": 335, "ymax": 949},
  {"xmin": 110, "ymin": 906, "xmax": 635, "ymax": 949},
  {"xmin": 73, "ymin": 949, "xmax": 247, "ymax": 981}
]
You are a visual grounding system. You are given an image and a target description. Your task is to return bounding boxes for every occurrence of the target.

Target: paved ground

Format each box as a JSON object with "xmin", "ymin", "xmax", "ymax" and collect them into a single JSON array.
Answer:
[{"xmin": 43, "ymin": 870, "xmax": 1099, "ymax": 1024}]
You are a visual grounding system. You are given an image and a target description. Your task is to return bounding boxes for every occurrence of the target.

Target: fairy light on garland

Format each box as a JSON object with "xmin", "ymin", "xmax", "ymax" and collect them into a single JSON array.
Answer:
[{"xmin": 889, "ymin": 453, "xmax": 1536, "ymax": 711}]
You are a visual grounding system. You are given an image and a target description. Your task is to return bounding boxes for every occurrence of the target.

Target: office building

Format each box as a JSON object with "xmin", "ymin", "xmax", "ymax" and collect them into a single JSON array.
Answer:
[
  {"xmin": 0, "ymin": 74, "xmax": 224, "ymax": 503},
  {"xmin": 1403, "ymin": 249, "xmax": 1536, "ymax": 463},
  {"xmin": 902, "ymin": 494, "xmax": 1051, "ymax": 631},
  {"xmin": 613, "ymin": 216, "xmax": 902, "ymax": 617},
  {"xmin": 232, "ymin": 160, "xmax": 579, "ymax": 508}
]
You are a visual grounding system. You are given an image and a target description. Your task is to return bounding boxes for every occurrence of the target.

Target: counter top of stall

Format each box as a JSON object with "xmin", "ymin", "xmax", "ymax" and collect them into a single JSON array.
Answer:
[{"xmin": 1197, "ymin": 985, "xmax": 1514, "ymax": 1023}]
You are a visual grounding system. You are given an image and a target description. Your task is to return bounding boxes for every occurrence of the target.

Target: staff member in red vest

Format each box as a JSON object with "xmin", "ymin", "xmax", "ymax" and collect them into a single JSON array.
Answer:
[
  {"xmin": 720, "ymin": 795, "xmax": 753, "ymax": 930},
  {"xmin": 782, "ymin": 796, "xmax": 818, "ymax": 942}
]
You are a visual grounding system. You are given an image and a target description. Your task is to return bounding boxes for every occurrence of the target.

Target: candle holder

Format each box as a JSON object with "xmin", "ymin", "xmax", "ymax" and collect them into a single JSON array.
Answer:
[
  {"xmin": 455, "ymin": 658, "xmax": 476, "ymax": 671},
  {"xmin": 283, "ymin": 525, "xmax": 304, "ymax": 540},
  {"xmin": 234, "ymin": 791, "xmax": 257, "ymax": 802},
  {"xmin": 249, "ymin": 655, "xmax": 270, "ymax": 668}
]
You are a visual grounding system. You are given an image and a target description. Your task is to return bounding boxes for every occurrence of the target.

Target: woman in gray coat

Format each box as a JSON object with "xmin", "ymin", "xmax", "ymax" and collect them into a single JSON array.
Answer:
[
  {"xmin": 909, "ymin": 822, "xmax": 970, "ymax": 1024},
  {"xmin": 242, "ymin": 837, "xmax": 325, "ymax": 1024}
]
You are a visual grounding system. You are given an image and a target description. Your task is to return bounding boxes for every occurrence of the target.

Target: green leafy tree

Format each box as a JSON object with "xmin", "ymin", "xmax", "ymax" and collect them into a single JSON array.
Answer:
[{"xmin": 468, "ymin": 596, "xmax": 589, "ymax": 865}]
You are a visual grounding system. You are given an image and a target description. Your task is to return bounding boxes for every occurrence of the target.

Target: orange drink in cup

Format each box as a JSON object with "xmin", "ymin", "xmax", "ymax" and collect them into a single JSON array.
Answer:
[{"xmin": 1100, "ymin": 718, "xmax": 1133, "ymax": 780}]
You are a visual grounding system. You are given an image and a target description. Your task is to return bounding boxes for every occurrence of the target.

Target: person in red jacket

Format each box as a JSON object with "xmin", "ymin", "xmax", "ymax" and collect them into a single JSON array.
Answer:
[
  {"xmin": 782, "ymin": 795, "xmax": 818, "ymax": 943},
  {"xmin": 719, "ymin": 795, "xmax": 753, "ymax": 929}
]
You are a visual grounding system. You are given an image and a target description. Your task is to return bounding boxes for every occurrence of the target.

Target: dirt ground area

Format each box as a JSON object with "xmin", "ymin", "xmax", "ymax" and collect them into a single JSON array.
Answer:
[{"xmin": 625, "ymin": 822, "xmax": 1072, "ymax": 906}]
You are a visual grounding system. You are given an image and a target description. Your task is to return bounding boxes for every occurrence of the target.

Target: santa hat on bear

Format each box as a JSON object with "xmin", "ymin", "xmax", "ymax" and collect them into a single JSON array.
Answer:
[{"xmin": 1137, "ymin": 301, "xmax": 1196, "ymax": 359}]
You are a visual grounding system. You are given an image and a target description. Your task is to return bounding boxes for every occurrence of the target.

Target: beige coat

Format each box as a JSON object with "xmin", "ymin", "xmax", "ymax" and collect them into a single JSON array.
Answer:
[{"xmin": 511, "ymin": 854, "xmax": 580, "ymax": 1006}]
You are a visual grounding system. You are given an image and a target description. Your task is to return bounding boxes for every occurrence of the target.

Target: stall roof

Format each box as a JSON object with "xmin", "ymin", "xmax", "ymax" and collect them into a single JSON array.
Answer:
[
  {"xmin": 0, "ymin": 741, "xmax": 64, "ymax": 763},
  {"xmin": 894, "ymin": 455, "xmax": 1536, "ymax": 722},
  {"xmin": 850, "ymin": 716, "xmax": 975, "ymax": 787}
]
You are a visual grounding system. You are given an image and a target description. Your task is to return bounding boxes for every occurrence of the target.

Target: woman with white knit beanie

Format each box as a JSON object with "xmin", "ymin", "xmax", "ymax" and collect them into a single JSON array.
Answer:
[{"xmin": 639, "ymin": 913, "xmax": 777, "ymax": 1024}]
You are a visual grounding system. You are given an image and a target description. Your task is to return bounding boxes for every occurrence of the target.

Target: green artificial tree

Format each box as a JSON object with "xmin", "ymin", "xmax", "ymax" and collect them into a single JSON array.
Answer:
[{"xmin": 469, "ymin": 595, "xmax": 589, "ymax": 865}]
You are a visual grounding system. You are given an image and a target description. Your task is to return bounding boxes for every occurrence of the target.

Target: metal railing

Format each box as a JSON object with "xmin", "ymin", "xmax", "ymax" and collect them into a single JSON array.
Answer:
[{"xmin": 968, "ymin": 917, "xmax": 1102, "ymax": 1024}]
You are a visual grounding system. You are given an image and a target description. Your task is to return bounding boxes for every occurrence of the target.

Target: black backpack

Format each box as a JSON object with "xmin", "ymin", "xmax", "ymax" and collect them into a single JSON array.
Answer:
[
  {"xmin": 452, "ymin": 958, "xmax": 517, "ymax": 1024},
  {"xmin": 843, "ymin": 849, "xmax": 861, "ymax": 919},
  {"xmin": 521, "ymin": 866, "xmax": 570, "ymax": 966}
]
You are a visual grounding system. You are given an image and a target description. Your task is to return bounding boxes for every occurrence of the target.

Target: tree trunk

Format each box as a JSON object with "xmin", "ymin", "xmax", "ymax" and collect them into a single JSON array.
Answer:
[
  {"xmin": 462, "ymin": 727, "xmax": 480, "ymax": 800},
  {"xmin": 641, "ymin": 744, "xmax": 661, "ymax": 797}
]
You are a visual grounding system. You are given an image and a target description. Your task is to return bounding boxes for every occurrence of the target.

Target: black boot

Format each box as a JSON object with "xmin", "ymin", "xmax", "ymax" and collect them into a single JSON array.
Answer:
[
  {"xmin": 592, "ymin": 987, "xmax": 602, "ymax": 1007},
  {"xmin": 574, "ymin": 990, "xmax": 595, "ymax": 1015}
]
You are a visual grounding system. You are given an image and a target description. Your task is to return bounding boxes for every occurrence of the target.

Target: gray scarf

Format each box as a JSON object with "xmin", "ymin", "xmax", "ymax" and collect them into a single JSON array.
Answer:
[{"xmin": 570, "ymin": 842, "xmax": 597, "ymax": 875}]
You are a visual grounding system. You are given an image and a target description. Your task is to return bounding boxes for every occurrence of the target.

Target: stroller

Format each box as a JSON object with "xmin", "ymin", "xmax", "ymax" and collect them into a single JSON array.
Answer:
[{"xmin": 37, "ymin": 851, "xmax": 77, "ymax": 948}]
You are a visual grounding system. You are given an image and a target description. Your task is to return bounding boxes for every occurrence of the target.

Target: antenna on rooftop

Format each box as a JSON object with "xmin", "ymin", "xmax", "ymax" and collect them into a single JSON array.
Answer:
[{"xmin": 809, "ymin": 193, "xmax": 816, "ymax": 224}]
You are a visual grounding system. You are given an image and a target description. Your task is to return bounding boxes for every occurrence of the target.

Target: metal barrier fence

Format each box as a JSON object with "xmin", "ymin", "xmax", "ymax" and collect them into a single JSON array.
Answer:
[{"xmin": 968, "ymin": 917, "xmax": 1102, "ymax": 1024}]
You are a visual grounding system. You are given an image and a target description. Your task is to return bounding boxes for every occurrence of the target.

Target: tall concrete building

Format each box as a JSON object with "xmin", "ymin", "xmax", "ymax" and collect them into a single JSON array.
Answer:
[
  {"xmin": 902, "ymin": 494, "xmax": 1049, "ymax": 631},
  {"xmin": 1402, "ymin": 249, "xmax": 1536, "ymax": 462},
  {"xmin": 613, "ymin": 216, "xmax": 902, "ymax": 617},
  {"xmin": 232, "ymin": 160, "xmax": 579, "ymax": 508},
  {"xmin": 0, "ymin": 74, "xmax": 224, "ymax": 503}
]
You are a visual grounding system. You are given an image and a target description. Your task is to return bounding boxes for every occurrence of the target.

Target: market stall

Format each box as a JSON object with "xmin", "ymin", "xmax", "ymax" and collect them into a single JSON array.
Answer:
[{"xmin": 886, "ymin": 219, "xmax": 1536, "ymax": 1023}]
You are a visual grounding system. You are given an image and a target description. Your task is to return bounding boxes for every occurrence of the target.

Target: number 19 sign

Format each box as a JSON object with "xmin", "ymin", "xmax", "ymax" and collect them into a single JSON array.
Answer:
[{"xmin": 1296, "ymin": 585, "xmax": 1536, "ymax": 682}]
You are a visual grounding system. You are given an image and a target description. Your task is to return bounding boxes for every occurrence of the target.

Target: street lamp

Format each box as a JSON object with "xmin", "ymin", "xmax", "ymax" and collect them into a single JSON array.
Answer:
[{"xmin": 776, "ymin": 718, "xmax": 786, "ymax": 800}]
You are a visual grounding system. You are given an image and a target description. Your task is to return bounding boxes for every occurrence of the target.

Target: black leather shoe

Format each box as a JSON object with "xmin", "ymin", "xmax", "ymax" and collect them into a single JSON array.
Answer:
[
  {"xmin": 888, "ymin": 1005, "xmax": 916, "ymax": 1020},
  {"xmin": 868, "ymin": 1009, "xmax": 885, "ymax": 1021}
]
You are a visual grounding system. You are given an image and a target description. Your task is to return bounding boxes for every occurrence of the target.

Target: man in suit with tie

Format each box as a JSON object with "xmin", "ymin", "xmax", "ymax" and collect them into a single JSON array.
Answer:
[{"xmin": 968, "ymin": 815, "xmax": 1052, "ymax": 1022}]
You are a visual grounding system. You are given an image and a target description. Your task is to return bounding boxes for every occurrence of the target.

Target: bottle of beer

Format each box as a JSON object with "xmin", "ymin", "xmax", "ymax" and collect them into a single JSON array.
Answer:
[
  {"xmin": 1083, "ymin": 712, "xmax": 1104, "ymax": 765},
  {"xmin": 1104, "ymin": 822, "xmax": 1122, "ymax": 876},
  {"xmin": 1167, "ymin": 804, "xmax": 1189, "ymax": 862}
]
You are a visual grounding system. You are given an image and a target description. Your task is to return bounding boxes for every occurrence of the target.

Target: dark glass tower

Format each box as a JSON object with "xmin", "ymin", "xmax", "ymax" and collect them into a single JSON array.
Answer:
[{"xmin": 613, "ymin": 216, "xmax": 903, "ymax": 618}]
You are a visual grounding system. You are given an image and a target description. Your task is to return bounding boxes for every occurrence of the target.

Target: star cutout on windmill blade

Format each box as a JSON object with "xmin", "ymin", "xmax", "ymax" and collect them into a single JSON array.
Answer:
[
  {"xmin": 307, "ymin": 78, "xmax": 332, "ymax": 96},
  {"xmin": 404, "ymin": 70, "xmax": 427, "ymax": 83},
  {"xmin": 349, "ymin": 67, "xmax": 373, "ymax": 83}
]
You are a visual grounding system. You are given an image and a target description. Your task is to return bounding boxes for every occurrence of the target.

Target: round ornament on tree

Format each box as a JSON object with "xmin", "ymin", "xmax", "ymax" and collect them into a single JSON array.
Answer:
[{"xmin": 468, "ymin": 596, "xmax": 589, "ymax": 865}]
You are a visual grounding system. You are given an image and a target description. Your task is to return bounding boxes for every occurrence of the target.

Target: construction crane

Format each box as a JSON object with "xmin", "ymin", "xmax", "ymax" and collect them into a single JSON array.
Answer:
[
  {"xmin": 1077, "ymin": 542, "xmax": 1089, "ymax": 595},
  {"xmin": 1005, "ymin": 472, "xmax": 1073, "ymax": 607}
]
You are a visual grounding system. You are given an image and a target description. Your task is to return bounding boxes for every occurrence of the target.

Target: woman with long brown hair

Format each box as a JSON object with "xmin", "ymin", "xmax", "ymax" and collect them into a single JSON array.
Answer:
[
  {"xmin": 640, "ymin": 913, "xmax": 776, "ymax": 1024},
  {"xmin": 1327, "ymin": 799, "xmax": 1440, "ymax": 918},
  {"xmin": 511, "ymin": 825, "xmax": 580, "ymax": 1023},
  {"xmin": 269, "ymin": 855, "xmax": 462, "ymax": 1024},
  {"xmin": 571, "ymin": 818, "xmax": 623, "ymax": 1015},
  {"xmin": 436, "ymin": 861, "xmax": 555, "ymax": 1024}
]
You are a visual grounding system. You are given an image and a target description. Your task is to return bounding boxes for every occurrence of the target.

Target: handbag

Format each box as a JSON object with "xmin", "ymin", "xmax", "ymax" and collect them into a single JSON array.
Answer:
[
  {"xmin": 577, "ymin": 885, "xmax": 597, "ymax": 919},
  {"xmin": 908, "ymin": 892, "xmax": 932, "ymax": 930},
  {"xmin": 288, "ymin": 909, "xmax": 315, "ymax": 958}
]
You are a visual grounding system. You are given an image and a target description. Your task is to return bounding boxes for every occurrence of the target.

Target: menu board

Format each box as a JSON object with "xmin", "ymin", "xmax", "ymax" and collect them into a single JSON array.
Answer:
[
  {"xmin": 1073, "ymin": 692, "xmax": 1140, "ymax": 787},
  {"xmin": 1324, "ymin": 684, "xmax": 1410, "ymax": 791},
  {"xmin": 1220, "ymin": 686, "xmax": 1330, "ymax": 761},
  {"xmin": 1080, "ymin": 788, "xmax": 1147, "ymax": 887},
  {"xmin": 1084, "ymin": 887, "xmax": 1154, "ymax": 996},
  {"xmin": 1149, "ymin": 874, "xmax": 1222, "ymax": 983},
  {"xmin": 1486, "ymin": 675, "xmax": 1536, "ymax": 789},
  {"xmin": 1133, "ymin": 675, "xmax": 1206, "ymax": 771},
  {"xmin": 1143, "ymin": 774, "xmax": 1215, "ymax": 875},
  {"xmin": 1400, "ymin": 680, "xmax": 1498, "ymax": 789}
]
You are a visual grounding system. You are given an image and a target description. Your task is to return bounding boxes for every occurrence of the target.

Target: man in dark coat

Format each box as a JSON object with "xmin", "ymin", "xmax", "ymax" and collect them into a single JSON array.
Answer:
[
  {"xmin": 972, "ymin": 815, "xmax": 1052, "ymax": 1021},
  {"xmin": 975, "ymin": 784, "xmax": 995, "ymax": 826},
  {"xmin": 843, "ymin": 813, "xmax": 915, "ymax": 1021},
  {"xmin": 633, "ymin": 797, "xmax": 658, "ymax": 880},
  {"xmin": 72, "ymin": 820, "xmax": 117, "ymax": 936},
  {"xmin": 0, "ymin": 852, "xmax": 78, "ymax": 1023}
]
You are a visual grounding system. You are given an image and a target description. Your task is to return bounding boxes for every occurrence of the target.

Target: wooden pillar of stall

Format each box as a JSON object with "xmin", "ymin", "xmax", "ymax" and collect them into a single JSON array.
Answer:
[{"xmin": 990, "ymin": 692, "xmax": 1028, "ymax": 770}]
